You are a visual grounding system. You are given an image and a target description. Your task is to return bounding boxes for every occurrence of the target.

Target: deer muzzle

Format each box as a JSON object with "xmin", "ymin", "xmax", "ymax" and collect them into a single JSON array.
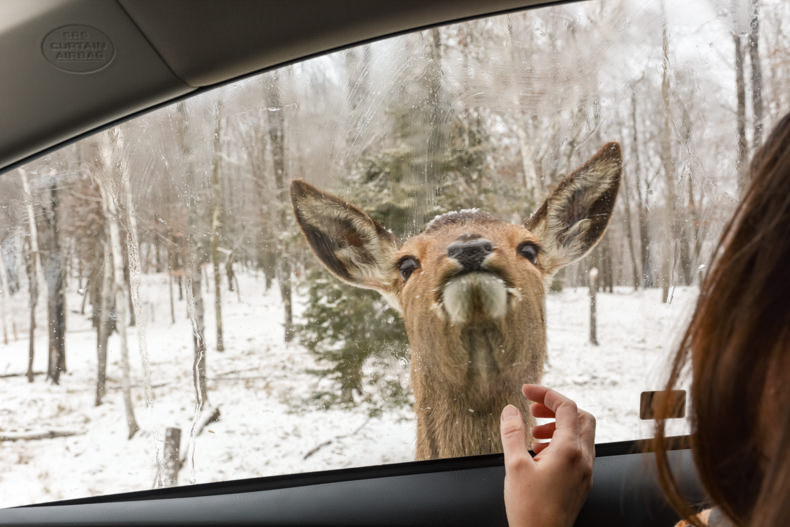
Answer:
[{"xmin": 442, "ymin": 272, "xmax": 508, "ymax": 325}]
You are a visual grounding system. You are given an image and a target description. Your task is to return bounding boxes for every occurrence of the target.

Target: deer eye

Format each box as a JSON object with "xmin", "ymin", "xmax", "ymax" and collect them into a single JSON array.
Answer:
[
  {"xmin": 398, "ymin": 256, "xmax": 420, "ymax": 282},
  {"xmin": 517, "ymin": 242, "xmax": 539, "ymax": 265}
]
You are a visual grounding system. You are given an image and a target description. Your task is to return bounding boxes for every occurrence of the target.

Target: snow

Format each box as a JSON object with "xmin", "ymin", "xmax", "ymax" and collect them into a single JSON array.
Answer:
[
  {"xmin": 0, "ymin": 272, "xmax": 696, "ymax": 508},
  {"xmin": 424, "ymin": 208, "xmax": 483, "ymax": 231}
]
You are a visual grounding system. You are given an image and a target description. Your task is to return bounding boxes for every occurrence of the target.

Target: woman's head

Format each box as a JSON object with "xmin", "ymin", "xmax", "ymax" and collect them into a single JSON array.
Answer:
[{"xmin": 656, "ymin": 111, "xmax": 790, "ymax": 527}]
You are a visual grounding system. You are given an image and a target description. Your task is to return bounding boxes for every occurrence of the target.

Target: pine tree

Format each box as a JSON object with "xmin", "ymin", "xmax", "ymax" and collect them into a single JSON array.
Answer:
[{"xmin": 296, "ymin": 96, "xmax": 525, "ymax": 410}]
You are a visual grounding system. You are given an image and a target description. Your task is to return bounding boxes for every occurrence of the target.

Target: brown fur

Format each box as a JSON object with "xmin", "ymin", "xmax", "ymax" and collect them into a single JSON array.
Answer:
[{"xmin": 291, "ymin": 142, "xmax": 621, "ymax": 459}]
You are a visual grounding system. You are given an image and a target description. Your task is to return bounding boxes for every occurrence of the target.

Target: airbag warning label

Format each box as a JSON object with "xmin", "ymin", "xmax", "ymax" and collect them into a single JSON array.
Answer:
[{"xmin": 42, "ymin": 25, "xmax": 115, "ymax": 73}]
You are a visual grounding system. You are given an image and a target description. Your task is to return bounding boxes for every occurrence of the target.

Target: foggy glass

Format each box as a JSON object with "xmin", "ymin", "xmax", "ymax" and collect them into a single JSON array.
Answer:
[{"xmin": 0, "ymin": 0, "xmax": 787, "ymax": 506}]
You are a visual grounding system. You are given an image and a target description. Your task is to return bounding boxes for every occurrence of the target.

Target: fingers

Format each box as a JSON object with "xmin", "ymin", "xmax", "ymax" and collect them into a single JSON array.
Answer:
[
  {"xmin": 578, "ymin": 409, "xmax": 596, "ymax": 461},
  {"xmin": 500, "ymin": 404, "xmax": 533, "ymax": 471},
  {"xmin": 523, "ymin": 384, "xmax": 597, "ymax": 460},
  {"xmin": 523, "ymin": 384, "xmax": 580, "ymax": 447},
  {"xmin": 532, "ymin": 421, "xmax": 556, "ymax": 440},
  {"xmin": 530, "ymin": 402, "xmax": 555, "ymax": 419}
]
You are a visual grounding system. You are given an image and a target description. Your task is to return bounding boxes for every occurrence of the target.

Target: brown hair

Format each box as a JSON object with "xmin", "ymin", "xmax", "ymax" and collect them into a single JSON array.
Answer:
[{"xmin": 655, "ymin": 111, "xmax": 790, "ymax": 527}]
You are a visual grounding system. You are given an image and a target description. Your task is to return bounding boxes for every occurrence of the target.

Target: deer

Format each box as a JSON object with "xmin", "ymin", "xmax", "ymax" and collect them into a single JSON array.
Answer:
[{"xmin": 290, "ymin": 142, "xmax": 622, "ymax": 460}]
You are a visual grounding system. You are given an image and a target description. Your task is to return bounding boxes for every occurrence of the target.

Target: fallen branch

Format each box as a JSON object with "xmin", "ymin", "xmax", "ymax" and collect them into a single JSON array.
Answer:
[
  {"xmin": 191, "ymin": 406, "xmax": 221, "ymax": 438},
  {"xmin": 0, "ymin": 430, "xmax": 84, "ymax": 442},
  {"xmin": 303, "ymin": 417, "xmax": 371, "ymax": 460},
  {"xmin": 178, "ymin": 405, "xmax": 221, "ymax": 469},
  {"xmin": 0, "ymin": 371, "xmax": 44, "ymax": 379},
  {"xmin": 302, "ymin": 440, "xmax": 333, "ymax": 460}
]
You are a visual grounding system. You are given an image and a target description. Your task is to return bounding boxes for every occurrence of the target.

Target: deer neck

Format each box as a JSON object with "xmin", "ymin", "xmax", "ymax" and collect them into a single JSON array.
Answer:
[
  {"xmin": 408, "ymin": 314, "xmax": 546, "ymax": 459},
  {"xmin": 407, "ymin": 311, "xmax": 547, "ymax": 398}
]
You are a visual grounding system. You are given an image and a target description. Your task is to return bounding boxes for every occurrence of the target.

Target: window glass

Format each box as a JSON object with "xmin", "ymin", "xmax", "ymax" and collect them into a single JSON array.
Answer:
[{"xmin": 1, "ymin": 0, "xmax": 787, "ymax": 506}]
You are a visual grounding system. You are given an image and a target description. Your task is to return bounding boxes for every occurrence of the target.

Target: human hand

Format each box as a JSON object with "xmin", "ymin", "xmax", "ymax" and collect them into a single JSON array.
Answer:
[{"xmin": 500, "ymin": 384, "xmax": 596, "ymax": 527}]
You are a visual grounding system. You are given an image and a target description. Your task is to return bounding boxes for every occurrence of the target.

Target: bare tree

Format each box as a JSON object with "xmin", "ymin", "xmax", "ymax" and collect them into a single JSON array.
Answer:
[
  {"xmin": 264, "ymin": 72, "xmax": 294, "ymax": 342},
  {"xmin": 0, "ymin": 251, "xmax": 10, "ymax": 345},
  {"xmin": 506, "ymin": 18, "xmax": 541, "ymax": 198},
  {"xmin": 20, "ymin": 169, "xmax": 43, "ymax": 382},
  {"xmin": 588, "ymin": 267, "xmax": 599, "ymax": 346},
  {"xmin": 97, "ymin": 128, "xmax": 140, "ymax": 439},
  {"xmin": 620, "ymin": 163, "xmax": 640, "ymax": 290},
  {"xmin": 748, "ymin": 0, "xmax": 764, "ymax": 147},
  {"xmin": 210, "ymin": 101, "xmax": 225, "ymax": 352},
  {"xmin": 630, "ymin": 91, "xmax": 654, "ymax": 288},
  {"xmin": 659, "ymin": 11, "xmax": 677, "ymax": 303},
  {"xmin": 177, "ymin": 102, "xmax": 210, "ymax": 411},
  {"xmin": 95, "ymin": 238, "xmax": 112, "ymax": 406},
  {"xmin": 40, "ymin": 173, "xmax": 67, "ymax": 383},
  {"xmin": 733, "ymin": 28, "xmax": 749, "ymax": 192},
  {"xmin": 235, "ymin": 85, "xmax": 275, "ymax": 291},
  {"xmin": 120, "ymin": 127, "xmax": 153, "ymax": 406}
]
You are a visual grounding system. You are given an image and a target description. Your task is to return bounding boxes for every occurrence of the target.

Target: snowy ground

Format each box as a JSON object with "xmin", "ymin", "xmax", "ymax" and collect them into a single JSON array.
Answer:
[{"xmin": 0, "ymin": 272, "xmax": 696, "ymax": 508}]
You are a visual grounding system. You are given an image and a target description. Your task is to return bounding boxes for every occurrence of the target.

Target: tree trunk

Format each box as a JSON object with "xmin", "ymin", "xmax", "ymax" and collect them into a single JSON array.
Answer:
[
  {"xmin": 97, "ymin": 130, "xmax": 140, "ymax": 439},
  {"xmin": 20, "ymin": 170, "xmax": 43, "ymax": 383},
  {"xmin": 43, "ymin": 177, "xmax": 67, "ymax": 384},
  {"xmin": 178, "ymin": 102, "xmax": 210, "ymax": 411},
  {"xmin": 80, "ymin": 273, "xmax": 89, "ymax": 316},
  {"xmin": 187, "ymin": 258, "xmax": 209, "ymax": 410},
  {"xmin": 0, "ymin": 252, "xmax": 9, "ymax": 345},
  {"xmin": 733, "ymin": 32, "xmax": 749, "ymax": 194},
  {"xmin": 122, "ymin": 247, "xmax": 136, "ymax": 328},
  {"xmin": 602, "ymin": 236, "xmax": 614, "ymax": 293},
  {"xmin": 506, "ymin": 20, "xmax": 541, "ymax": 198},
  {"xmin": 620, "ymin": 167, "xmax": 640, "ymax": 290},
  {"xmin": 119, "ymin": 126, "xmax": 152, "ymax": 406},
  {"xmin": 588, "ymin": 268, "xmax": 599, "ymax": 346},
  {"xmin": 210, "ymin": 101, "xmax": 225, "ymax": 352},
  {"xmin": 748, "ymin": 0, "xmax": 764, "ymax": 148},
  {"xmin": 678, "ymin": 108, "xmax": 695, "ymax": 286},
  {"xmin": 264, "ymin": 73, "xmax": 294, "ymax": 342},
  {"xmin": 168, "ymin": 269, "xmax": 176, "ymax": 324},
  {"xmin": 154, "ymin": 427, "xmax": 181, "ymax": 488},
  {"xmin": 343, "ymin": 45, "xmax": 373, "ymax": 169},
  {"xmin": 95, "ymin": 239, "xmax": 112, "ymax": 406},
  {"xmin": 154, "ymin": 236, "xmax": 163, "ymax": 273},
  {"xmin": 630, "ymin": 92, "xmax": 653, "ymax": 288},
  {"xmin": 225, "ymin": 251, "xmax": 235, "ymax": 293},
  {"xmin": 660, "ymin": 16, "xmax": 677, "ymax": 304}
]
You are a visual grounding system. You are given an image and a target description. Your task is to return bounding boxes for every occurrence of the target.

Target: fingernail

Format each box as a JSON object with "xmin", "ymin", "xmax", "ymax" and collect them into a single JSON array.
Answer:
[{"xmin": 502, "ymin": 405, "xmax": 519, "ymax": 419}]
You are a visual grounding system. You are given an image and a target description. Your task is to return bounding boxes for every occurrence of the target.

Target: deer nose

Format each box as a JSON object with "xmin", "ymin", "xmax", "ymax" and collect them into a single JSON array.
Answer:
[{"xmin": 447, "ymin": 238, "xmax": 494, "ymax": 271}]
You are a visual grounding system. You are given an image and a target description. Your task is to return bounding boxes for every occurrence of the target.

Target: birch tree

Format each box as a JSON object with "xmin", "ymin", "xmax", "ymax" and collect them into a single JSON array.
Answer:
[
  {"xmin": 506, "ymin": 18, "xmax": 541, "ymax": 198},
  {"xmin": 748, "ymin": 0, "xmax": 764, "ymax": 147},
  {"xmin": 660, "ymin": 10, "xmax": 677, "ymax": 303},
  {"xmin": 263, "ymin": 72, "xmax": 294, "ymax": 342},
  {"xmin": 733, "ymin": 18, "xmax": 749, "ymax": 192},
  {"xmin": 177, "ymin": 102, "xmax": 210, "ymax": 411},
  {"xmin": 97, "ymin": 128, "xmax": 140, "ymax": 438},
  {"xmin": 119, "ymin": 127, "xmax": 153, "ymax": 405},
  {"xmin": 94, "ymin": 236, "xmax": 113, "ymax": 406},
  {"xmin": 210, "ymin": 101, "xmax": 225, "ymax": 352},
  {"xmin": 20, "ymin": 169, "xmax": 43, "ymax": 382},
  {"xmin": 0, "ymin": 252, "xmax": 10, "ymax": 345}
]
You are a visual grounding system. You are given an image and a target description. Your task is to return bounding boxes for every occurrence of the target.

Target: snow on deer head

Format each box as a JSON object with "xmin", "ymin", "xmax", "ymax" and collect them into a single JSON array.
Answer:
[{"xmin": 291, "ymin": 142, "xmax": 622, "ymax": 459}]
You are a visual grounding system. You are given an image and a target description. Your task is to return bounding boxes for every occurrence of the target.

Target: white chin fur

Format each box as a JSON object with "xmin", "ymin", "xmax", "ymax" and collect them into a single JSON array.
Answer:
[{"xmin": 442, "ymin": 273, "xmax": 507, "ymax": 325}]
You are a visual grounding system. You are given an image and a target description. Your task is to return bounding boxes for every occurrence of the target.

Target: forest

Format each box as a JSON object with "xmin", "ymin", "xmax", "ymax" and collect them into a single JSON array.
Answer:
[{"xmin": 0, "ymin": 0, "xmax": 788, "ymax": 506}]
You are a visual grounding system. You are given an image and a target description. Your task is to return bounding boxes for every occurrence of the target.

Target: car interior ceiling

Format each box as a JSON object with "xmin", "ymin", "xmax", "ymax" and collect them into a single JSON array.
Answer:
[{"xmin": 0, "ymin": 0, "xmax": 545, "ymax": 175}]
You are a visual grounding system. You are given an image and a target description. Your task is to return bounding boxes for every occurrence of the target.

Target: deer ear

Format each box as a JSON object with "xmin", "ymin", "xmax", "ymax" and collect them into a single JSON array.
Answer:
[
  {"xmin": 526, "ymin": 142, "xmax": 622, "ymax": 274},
  {"xmin": 290, "ymin": 179, "xmax": 401, "ymax": 294}
]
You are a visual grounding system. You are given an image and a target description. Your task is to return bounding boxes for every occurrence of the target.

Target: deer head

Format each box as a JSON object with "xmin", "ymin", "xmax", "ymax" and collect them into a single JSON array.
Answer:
[{"xmin": 291, "ymin": 142, "xmax": 621, "ymax": 458}]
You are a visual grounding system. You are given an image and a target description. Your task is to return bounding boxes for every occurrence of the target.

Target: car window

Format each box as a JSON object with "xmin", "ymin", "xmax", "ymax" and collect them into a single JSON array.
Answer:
[{"xmin": 1, "ymin": 0, "xmax": 787, "ymax": 507}]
